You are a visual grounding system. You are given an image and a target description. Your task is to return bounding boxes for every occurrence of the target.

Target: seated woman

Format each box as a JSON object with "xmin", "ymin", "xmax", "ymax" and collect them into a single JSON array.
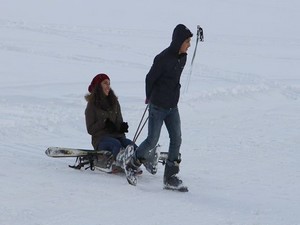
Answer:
[{"xmin": 85, "ymin": 73, "xmax": 136, "ymax": 168}]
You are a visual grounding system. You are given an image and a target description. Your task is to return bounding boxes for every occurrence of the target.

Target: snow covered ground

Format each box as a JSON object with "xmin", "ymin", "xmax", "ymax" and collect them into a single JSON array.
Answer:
[{"xmin": 1, "ymin": 0, "xmax": 300, "ymax": 224}]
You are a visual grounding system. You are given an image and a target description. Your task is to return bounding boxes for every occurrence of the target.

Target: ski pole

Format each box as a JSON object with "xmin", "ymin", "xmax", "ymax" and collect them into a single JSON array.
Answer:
[
  {"xmin": 184, "ymin": 25, "xmax": 204, "ymax": 93},
  {"xmin": 133, "ymin": 104, "xmax": 149, "ymax": 144}
]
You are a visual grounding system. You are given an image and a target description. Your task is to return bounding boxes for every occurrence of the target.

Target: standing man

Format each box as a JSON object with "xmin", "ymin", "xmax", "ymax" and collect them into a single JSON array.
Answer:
[{"xmin": 126, "ymin": 24, "xmax": 193, "ymax": 192}]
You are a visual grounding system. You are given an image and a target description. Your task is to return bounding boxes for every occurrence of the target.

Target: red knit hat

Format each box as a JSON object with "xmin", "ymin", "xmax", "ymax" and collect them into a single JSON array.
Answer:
[{"xmin": 88, "ymin": 73, "xmax": 110, "ymax": 93}]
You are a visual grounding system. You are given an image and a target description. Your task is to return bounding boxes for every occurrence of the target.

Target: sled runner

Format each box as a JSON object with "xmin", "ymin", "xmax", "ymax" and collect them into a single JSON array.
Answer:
[{"xmin": 45, "ymin": 146, "xmax": 177, "ymax": 173}]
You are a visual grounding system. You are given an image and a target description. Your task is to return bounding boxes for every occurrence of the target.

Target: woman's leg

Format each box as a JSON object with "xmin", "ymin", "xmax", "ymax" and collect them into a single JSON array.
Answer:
[{"xmin": 98, "ymin": 137, "xmax": 122, "ymax": 159}]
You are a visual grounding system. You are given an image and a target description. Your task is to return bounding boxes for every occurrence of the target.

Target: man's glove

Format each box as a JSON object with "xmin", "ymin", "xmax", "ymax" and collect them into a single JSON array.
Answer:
[
  {"xmin": 105, "ymin": 119, "xmax": 117, "ymax": 133},
  {"xmin": 120, "ymin": 122, "xmax": 129, "ymax": 133}
]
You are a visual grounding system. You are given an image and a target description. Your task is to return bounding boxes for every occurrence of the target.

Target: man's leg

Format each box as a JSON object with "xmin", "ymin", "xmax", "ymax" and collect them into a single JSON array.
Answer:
[
  {"xmin": 164, "ymin": 107, "xmax": 182, "ymax": 162},
  {"xmin": 163, "ymin": 107, "xmax": 187, "ymax": 191}
]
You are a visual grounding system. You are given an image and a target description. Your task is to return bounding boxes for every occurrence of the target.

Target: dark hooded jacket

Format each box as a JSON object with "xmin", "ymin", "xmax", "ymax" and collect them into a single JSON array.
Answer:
[{"xmin": 145, "ymin": 24, "xmax": 193, "ymax": 109}]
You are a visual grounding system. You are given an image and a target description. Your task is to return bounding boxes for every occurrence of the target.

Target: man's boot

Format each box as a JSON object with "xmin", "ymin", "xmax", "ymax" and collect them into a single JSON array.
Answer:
[{"xmin": 163, "ymin": 160, "xmax": 188, "ymax": 192}]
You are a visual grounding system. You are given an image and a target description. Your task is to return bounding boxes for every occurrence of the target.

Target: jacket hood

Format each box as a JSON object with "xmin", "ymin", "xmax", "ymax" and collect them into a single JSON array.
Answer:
[{"xmin": 169, "ymin": 24, "xmax": 193, "ymax": 54}]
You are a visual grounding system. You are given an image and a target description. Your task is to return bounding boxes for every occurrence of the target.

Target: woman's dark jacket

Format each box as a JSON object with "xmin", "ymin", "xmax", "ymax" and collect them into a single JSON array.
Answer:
[{"xmin": 85, "ymin": 100, "xmax": 124, "ymax": 150}]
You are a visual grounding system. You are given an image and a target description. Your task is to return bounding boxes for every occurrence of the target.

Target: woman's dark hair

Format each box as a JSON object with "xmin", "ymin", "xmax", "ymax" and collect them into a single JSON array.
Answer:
[{"xmin": 85, "ymin": 85, "xmax": 118, "ymax": 110}]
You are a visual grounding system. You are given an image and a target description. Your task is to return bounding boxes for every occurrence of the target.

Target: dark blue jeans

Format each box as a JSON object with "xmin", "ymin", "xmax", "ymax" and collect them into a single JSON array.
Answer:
[
  {"xmin": 136, "ymin": 104, "xmax": 182, "ymax": 162},
  {"xmin": 98, "ymin": 136, "xmax": 136, "ymax": 159}
]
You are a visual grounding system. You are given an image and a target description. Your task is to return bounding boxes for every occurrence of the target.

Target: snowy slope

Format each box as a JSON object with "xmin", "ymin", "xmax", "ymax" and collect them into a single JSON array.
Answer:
[{"xmin": 1, "ymin": 0, "xmax": 300, "ymax": 225}]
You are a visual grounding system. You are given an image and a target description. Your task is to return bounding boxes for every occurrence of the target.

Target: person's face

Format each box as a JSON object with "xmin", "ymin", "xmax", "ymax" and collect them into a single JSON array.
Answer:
[
  {"xmin": 101, "ymin": 79, "xmax": 110, "ymax": 96},
  {"xmin": 179, "ymin": 37, "xmax": 191, "ymax": 54}
]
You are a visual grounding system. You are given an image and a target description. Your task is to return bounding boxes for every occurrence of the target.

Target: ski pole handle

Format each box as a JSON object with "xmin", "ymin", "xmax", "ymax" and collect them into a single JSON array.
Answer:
[{"xmin": 197, "ymin": 25, "xmax": 204, "ymax": 42}]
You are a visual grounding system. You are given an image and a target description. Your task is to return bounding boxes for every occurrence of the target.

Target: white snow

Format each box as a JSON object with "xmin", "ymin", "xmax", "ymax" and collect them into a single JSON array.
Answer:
[{"xmin": 1, "ymin": 0, "xmax": 300, "ymax": 224}]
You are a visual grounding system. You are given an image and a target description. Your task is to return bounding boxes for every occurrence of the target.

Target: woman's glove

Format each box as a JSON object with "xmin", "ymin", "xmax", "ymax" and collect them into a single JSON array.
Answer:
[{"xmin": 120, "ymin": 122, "xmax": 129, "ymax": 133}]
